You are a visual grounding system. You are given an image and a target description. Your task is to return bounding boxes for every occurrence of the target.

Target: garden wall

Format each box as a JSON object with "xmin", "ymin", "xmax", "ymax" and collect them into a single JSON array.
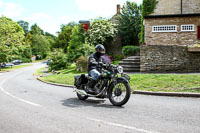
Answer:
[{"xmin": 140, "ymin": 45, "xmax": 200, "ymax": 72}]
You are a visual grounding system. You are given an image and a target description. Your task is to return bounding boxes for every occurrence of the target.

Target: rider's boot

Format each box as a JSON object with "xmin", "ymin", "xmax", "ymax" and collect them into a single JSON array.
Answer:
[{"xmin": 88, "ymin": 80, "xmax": 100, "ymax": 95}]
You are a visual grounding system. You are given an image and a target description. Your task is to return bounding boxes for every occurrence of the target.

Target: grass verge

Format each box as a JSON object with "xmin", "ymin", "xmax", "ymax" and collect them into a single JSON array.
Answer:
[
  {"xmin": 37, "ymin": 65, "xmax": 200, "ymax": 93},
  {"xmin": 0, "ymin": 64, "xmax": 33, "ymax": 72},
  {"xmin": 34, "ymin": 67, "xmax": 46, "ymax": 76}
]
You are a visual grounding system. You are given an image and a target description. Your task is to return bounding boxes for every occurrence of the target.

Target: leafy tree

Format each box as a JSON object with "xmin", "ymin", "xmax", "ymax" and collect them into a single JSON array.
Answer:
[
  {"xmin": 45, "ymin": 32, "xmax": 57, "ymax": 50},
  {"xmin": 142, "ymin": 0, "xmax": 158, "ymax": 16},
  {"xmin": 139, "ymin": 0, "xmax": 158, "ymax": 44},
  {"xmin": 45, "ymin": 32, "xmax": 57, "ymax": 40},
  {"xmin": 67, "ymin": 25, "xmax": 86, "ymax": 62},
  {"xmin": 28, "ymin": 24, "xmax": 51, "ymax": 59},
  {"xmin": 17, "ymin": 20, "xmax": 29, "ymax": 36},
  {"xmin": 30, "ymin": 24, "xmax": 44, "ymax": 35},
  {"xmin": 67, "ymin": 25, "xmax": 94, "ymax": 62},
  {"xmin": 55, "ymin": 24, "xmax": 74, "ymax": 52},
  {"xmin": 66, "ymin": 21, "xmax": 77, "ymax": 27},
  {"xmin": 0, "ymin": 16, "xmax": 24, "ymax": 70},
  {"xmin": 118, "ymin": 1, "xmax": 141, "ymax": 45},
  {"xmin": 87, "ymin": 18, "xmax": 118, "ymax": 46},
  {"xmin": 31, "ymin": 34, "xmax": 50, "ymax": 59},
  {"xmin": 21, "ymin": 43, "xmax": 32, "ymax": 62}
]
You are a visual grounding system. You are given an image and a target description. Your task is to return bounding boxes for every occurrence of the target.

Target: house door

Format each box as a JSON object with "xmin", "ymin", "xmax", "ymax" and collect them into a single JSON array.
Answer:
[{"xmin": 198, "ymin": 25, "xmax": 200, "ymax": 40}]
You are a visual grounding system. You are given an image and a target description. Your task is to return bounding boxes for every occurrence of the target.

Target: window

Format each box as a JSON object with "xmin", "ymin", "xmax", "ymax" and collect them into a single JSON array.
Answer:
[
  {"xmin": 152, "ymin": 25, "xmax": 177, "ymax": 32},
  {"xmin": 181, "ymin": 24, "xmax": 194, "ymax": 32}
]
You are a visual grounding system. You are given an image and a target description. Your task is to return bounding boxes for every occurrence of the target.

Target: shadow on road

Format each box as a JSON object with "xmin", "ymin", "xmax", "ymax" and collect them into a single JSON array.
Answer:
[{"xmin": 61, "ymin": 98, "xmax": 124, "ymax": 109}]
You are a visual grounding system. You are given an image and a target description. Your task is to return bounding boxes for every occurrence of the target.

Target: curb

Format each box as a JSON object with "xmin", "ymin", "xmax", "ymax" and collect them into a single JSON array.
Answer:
[
  {"xmin": 36, "ymin": 77, "xmax": 74, "ymax": 88},
  {"xmin": 133, "ymin": 90, "xmax": 200, "ymax": 98},
  {"xmin": 0, "ymin": 71, "xmax": 10, "ymax": 73},
  {"xmin": 36, "ymin": 77, "xmax": 200, "ymax": 98}
]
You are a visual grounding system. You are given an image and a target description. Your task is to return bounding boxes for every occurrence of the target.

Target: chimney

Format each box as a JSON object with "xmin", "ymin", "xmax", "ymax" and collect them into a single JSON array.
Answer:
[{"xmin": 117, "ymin": 4, "xmax": 120, "ymax": 15}]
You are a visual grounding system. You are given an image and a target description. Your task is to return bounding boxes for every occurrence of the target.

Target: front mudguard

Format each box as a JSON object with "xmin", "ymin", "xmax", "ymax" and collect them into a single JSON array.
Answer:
[{"xmin": 108, "ymin": 77, "xmax": 129, "ymax": 92}]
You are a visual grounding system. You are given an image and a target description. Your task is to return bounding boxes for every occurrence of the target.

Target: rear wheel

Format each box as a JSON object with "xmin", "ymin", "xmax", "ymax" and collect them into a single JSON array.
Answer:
[
  {"xmin": 77, "ymin": 93, "xmax": 88, "ymax": 100},
  {"xmin": 108, "ymin": 80, "xmax": 131, "ymax": 106}
]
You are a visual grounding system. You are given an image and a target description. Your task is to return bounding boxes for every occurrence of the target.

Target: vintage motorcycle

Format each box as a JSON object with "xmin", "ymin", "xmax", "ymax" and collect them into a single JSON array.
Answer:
[{"xmin": 74, "ymin": 63, "xmax": 131, "ymax": 106}]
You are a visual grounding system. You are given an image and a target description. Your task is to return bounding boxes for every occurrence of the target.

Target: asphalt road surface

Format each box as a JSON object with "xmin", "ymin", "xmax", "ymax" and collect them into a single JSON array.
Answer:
[{"xmin": 0, "ymin": 62, "xmax": 200, "ymax": 133}]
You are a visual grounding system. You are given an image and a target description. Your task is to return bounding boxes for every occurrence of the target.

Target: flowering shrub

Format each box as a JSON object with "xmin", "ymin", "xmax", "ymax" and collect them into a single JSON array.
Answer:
[{"xmin": 87, "ymin": 18, "xmax": 118, "ymax": 46}]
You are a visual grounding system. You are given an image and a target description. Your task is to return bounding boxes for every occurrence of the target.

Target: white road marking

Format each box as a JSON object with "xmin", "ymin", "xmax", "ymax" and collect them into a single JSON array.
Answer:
[
  {"xmin": 0, "ymin": 67, "xmax": 159, "ymax": 132},
  {"xmin": 85, "ymin": 117, "xmax": 160, "ymax": 133},
  {"xmin": 0, "ymin": 70, "xmax": 42, "ymax": 107}
]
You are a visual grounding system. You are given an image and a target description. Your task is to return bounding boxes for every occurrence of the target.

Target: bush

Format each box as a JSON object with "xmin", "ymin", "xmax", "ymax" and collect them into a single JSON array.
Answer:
[
  {"xmin": 111, "ymin": 54, "xmax": 124, "ymax": 61},
  {"xmin": 76, "ymin": 56, "xmax": 88, "ymax": 72},
  {"xmin": 67, "ymin": 25, "xmax": 86, "ymax": 62},
  {"xmin": 48, "ymin": 49, "xmax": 68, "ymax": 71},
  {"xmin": 122, "ymin": 46, "xmax": 140, "ymax": 56},
  {"xmin": 22, "ymin": 58, "xmax": 32, "ymax": 63}
]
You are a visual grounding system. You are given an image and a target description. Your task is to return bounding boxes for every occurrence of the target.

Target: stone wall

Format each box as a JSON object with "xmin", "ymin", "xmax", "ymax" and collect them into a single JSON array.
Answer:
[
  {"xmin": 151, "ymin": 0, "xmax": 200, "ymax": 15},
  {"xmin": 183, "ymin": 0, "xmax": 200, "ymax": 14},
  {"xmin": 151, "ymin": 0, "xmax": 181, "ymax": 15},
  {"xmin": 145, "ymin": 16, "xmax": 200, "ymax": 46},
  {"xmin": 140, "ymin": 45, "xmax": 200, "ymax": 72}
]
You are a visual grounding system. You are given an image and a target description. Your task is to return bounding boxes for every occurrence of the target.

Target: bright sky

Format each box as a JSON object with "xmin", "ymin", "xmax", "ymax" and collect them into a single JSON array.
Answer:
[{"xmin": 0, "ymin": 0, "xmax": 142, "ymax": 35}]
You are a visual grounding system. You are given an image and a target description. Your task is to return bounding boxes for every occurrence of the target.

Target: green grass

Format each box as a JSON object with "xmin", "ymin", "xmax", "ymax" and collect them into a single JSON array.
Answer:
[
  {"xmin": 112, "ymin": 60, "xmax": 120, "ymax": 65},
  {"xmin": 38, "ymin": 65, "xmax": 200, "ymax": 93},
  {"xmin": 129, "ymin": 74, "xmax": 200, "ymax": 93},
  {"xmin": 1, "ymin": 64, "xmax": 33, "ymax": 72},
  {"xmin": 39, "ymin": 64, "xmax": 81, "ymax": 85},
  {"xmin": 34, "ymin": 67, "xmax": 46, "ymax": 76}
]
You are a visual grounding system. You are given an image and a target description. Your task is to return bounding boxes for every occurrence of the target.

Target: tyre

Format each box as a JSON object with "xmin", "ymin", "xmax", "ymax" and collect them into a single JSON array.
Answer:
[
  {"xmin": 108, "ymin": 80, "xmax": 131, "ymax": 106},
  {"xmin": 77, "ymin": 93, "xmax": 88, "ymax": 100}
]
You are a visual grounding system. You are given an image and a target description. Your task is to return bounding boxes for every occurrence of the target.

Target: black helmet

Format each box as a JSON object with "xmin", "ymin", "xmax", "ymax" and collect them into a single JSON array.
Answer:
[{"xmin": 95, "ymin": 44, "xmax": 105, "ymax": 54}]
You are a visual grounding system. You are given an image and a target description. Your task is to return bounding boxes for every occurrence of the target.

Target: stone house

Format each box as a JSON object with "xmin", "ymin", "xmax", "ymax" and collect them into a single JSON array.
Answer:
[
  {"xmin": 141, "ymin": 0, "xmax": 200, "ymax": 72},
  {"xmin": 105, "ymin": 5, "xmax": 122, "ymax": 55}
]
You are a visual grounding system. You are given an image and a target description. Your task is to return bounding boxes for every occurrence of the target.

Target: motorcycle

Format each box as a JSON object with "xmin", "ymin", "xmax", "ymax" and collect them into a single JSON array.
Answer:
[{"xmin": 74, "ymin": 63, "xmax": 131, "ymax": 106}]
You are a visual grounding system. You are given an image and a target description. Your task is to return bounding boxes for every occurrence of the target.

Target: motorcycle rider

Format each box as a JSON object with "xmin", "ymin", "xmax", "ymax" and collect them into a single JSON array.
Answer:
[{"xmin": 88, "ymin": 44, "xmax": 107, "ymax": 94}]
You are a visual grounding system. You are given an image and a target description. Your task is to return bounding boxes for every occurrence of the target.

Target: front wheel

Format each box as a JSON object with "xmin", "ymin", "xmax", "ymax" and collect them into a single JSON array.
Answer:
[
  {"xmin": 108, "ymin": 80, "xmax": 131, "ymax": 106},
  {"xmin": 77, "ymin": 93, "xmax": 88, "ymax": 100}
]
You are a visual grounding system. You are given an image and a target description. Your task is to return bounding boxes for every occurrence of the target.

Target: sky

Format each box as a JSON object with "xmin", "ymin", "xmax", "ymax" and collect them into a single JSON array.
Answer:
[{"xmin": 0, "ymin": 0, "xmax": 142, "ymax": 35}]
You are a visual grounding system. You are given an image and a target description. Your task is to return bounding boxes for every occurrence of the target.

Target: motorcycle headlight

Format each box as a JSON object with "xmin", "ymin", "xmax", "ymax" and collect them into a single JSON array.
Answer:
[{"xmin": 117, "ymin": 66, "xmax": 123, "ymax": 74}]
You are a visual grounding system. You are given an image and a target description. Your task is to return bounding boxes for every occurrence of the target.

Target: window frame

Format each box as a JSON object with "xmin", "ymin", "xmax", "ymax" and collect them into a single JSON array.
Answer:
[
  {"xmin": 181, "ymin": 24, "xmax": 195, "ymax": 32},
  {"xmin": 152, "ymin": 25, "xmax": 178, "ymax": 33}
]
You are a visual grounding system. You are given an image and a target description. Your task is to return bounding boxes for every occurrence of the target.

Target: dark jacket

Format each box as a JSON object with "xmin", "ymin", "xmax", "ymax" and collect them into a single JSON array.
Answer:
[{"xmin": 88, "ymin": 53, "xmax": 106, "ymax": 72}]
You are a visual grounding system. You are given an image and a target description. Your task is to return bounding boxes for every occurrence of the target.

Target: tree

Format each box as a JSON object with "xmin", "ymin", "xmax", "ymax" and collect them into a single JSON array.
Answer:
[
  {"xmin": 139, "ymin": 0, "xmax": 158, "ymax": 44},
  {"xmin": 30, "ymin": 24, "xmax": 44, "ymax": 35},
  {"xmin": 31, "ymin": 34, "xmax": 50, "ymax": 59},
  {"xmin": 55, "ymin": 24, "xmax": 74, "ymax": 52},
  {"xmin": 28, "ymin": 24, "xmax": 51, "ymax": 59},
  {"xmin": 87, "ymin": 18, "xmax": 118, "ymax": 46},
  {"xmin": 118, "ymin": 1, "xmax": 141, "ymax": 46},
  {"xmin": 0, "ymin": 16, "xmax": 24, "ymax": 70},
  {"xmin": 45, "ymin": 32, "xmax": 57, "ymax": 50},
  {"xmin": 67, "ymin": 25, "xmax": 92, "ymax": 62},
  {"xmin": 17, "ymin": 20, "xmax": 29, "ymax": 36}
]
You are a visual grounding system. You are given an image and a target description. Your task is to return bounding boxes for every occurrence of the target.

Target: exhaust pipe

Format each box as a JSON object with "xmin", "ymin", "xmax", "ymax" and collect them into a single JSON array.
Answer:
[
  {"xmin": 75, "ymin": 89, "xmax": 88, "ymax": 95},
  {"xmin": 74, "ymin": 87, "xmax": 107, "ymax": 97}
]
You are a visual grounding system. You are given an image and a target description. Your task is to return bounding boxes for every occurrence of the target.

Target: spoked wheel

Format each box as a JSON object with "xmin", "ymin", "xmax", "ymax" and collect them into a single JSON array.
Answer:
[
  {"xmin": 108, "ymin": 80, "xmax": 131, "ymax": 106},
  {"xmin": 76, "ymin": 93, "xmax": 88, "ymax": 100}
]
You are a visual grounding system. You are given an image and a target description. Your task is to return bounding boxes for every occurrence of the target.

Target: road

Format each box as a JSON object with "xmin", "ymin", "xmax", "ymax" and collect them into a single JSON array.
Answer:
[{"xmin": 0, "ymin": 62, "xmax": 200, "ymax": 133}]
